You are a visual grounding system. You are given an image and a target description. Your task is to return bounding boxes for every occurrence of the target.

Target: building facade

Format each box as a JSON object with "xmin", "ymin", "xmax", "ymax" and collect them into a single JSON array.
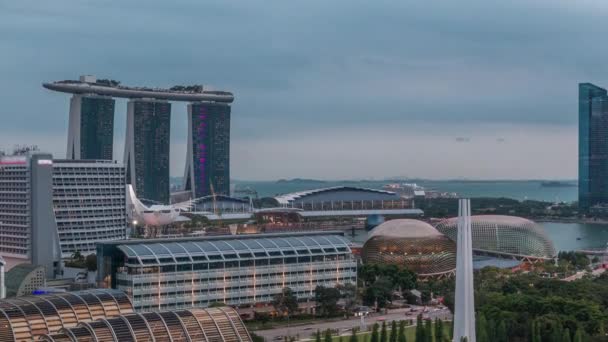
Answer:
[
  {"xmin": 53, "ymin": 160, "xmax": 127, "ymax": 258},
  {"xmin": 0, "ymin": 153, "xmax": 59, "ymax": 276},
  {"xmin": 0, "ymin": 153, "xmax": 127, "ymax": 278},
  {"xmin": 97, "ymin": 232, "xmax": 356, "ymax": 312},
  {"xmin": 184, "ymin": 101, "xmax": 231, "ymax": 198},
  {"xmin": 66, "ymin": 94, "xmax": 115, "ymax": 160},
  {"xmin": 579, "ymin": 83, "xmax": 608, "ymax": 210},
  {"xmin": 124, "ymin": 99, "xmax": 171, "ymax": 204}
]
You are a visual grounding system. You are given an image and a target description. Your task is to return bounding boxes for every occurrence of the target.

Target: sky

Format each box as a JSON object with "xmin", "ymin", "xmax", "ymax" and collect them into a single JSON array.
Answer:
[{"xmin": 0, "ymin": 0, "xmax": 606, "ymax": 180}]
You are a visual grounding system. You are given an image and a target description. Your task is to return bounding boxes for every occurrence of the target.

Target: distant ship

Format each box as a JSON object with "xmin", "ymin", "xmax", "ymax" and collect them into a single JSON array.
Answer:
[{"xmin": 540, "ymin": 181, "xmax": 577, "ymax": 188}]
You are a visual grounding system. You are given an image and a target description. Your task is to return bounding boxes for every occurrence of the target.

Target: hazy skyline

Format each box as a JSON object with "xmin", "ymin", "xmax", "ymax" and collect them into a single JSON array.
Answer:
[{"xmin": 1, "ymin": 0, "xmax": 606, "ymax": 180}]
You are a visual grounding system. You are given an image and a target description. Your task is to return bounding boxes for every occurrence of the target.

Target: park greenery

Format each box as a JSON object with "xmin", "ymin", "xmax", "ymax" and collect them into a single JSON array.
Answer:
[
  {"xmin": 251, "ymin": 250, "xmax": 608, "ymax": 341},
  {"xmin": 64, "ymin": 251, "xmax": 97, "ymax": 271}
]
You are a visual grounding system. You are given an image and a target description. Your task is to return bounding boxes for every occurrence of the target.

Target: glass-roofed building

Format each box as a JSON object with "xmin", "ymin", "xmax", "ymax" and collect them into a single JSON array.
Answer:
[{"xmin": 97, "ymin": 232, "xmax": 356, "ymax": 312}]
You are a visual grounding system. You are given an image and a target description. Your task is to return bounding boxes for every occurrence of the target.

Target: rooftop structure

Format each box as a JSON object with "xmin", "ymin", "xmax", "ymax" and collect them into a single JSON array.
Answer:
[
  {"xmin": 43, "ymin": 78, "xmax": 234, "ymax": 103},
  {"xmin": 275, "ymin": 186, "xmax": 401, "ymax": 206},
  {"xmin": 97, "ymin": 232, "xmax": 356, "ymax": 312},
  {"xmin": 40, "ymin": 306, "xmax": 251, "ymax": 342},
  {"xmin": 435, "ymin": 215, "xmax": 556, "ymax": 261},
  {"xmin": 4, "ymin": 263, "xmax": 45, "ymax": 297},
  {"xmin": 362, "ymin": 219, "xmax": 456, "ymax": 278},
  {"xmin": 0, "ymin": 289, "xmax": 132, "ymax": 341}
]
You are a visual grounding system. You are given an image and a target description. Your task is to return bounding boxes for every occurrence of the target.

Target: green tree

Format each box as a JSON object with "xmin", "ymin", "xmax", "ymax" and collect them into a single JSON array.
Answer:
[
  {"xmin": 398, "ymin": 320, "xmax": 406, "ymax": 342},
  {"xmin": 550, "ymin": 322, "xmax": 562, "ymax": 342},
  {"xmin": 573, "ymin": 328, "xmax": 583, "ymax": 342},
  {"xmin": 486, "ymin": 319, "xmax": 496, "ymax": 341},
  {"xmin": 324, "ymin": 329, "xmax": 332, "ymax": 342},
  {"xmin": 389, "ymin": 320, "xmax": 397, "ymax": 342},
  {"xmin": 530, "ymin": 320, "xmax": 541, "ymax": 342},
  {"xmin": 339, "ymin": 283, "xmax": 358, "ymax": 316},
  {"xmin": 424, "ymin": 319, "xmax": 433, "ymax": 342},
  {"xmin": 562, "ymin": 328, "xmax": 571, "ymax": 342},
  {"xmin": 363, "ymin": 277, "xmax": 394, "ymax": 308},
  {"xmin": 380, "ymin": 321, "xmax": 388, "ymax": 342},
  {"xmin": 435, "ymin": 318, "xmax": 444, "ymax": 342},
  {"xmin": 350, "ymin": 328, "xmax": 358, "ymax": 342},
  {"xmin": 272, "ymin": 287, "xmax": 298, "ymax": 317},
  {"xmin": 316, "ymin": 330, "xmax": 322, "ymax": 342},
  {"xmin": 72, "ymin": 250, "xmax": 83, "ymax": 261},
  {"xmin": 496, "ymin": 321, "xmax": 507, "ymax": 342},
  {"xmin": 476, "ymin": 313, "xmax": 489, "ymax": 342},
  {"xmin": 315, "ymin": 285, "xmax": 342, "ymax": 317},
  {"xmin": 371, "ymin": 323, "xmax": 380, "ymax": 342},
  {"xmin": 415, "ymin": 315, "xmax": 425, "ymax": 342},
  {"xmin": 85, "ymin": 253, "xmax": 97, "ymax": 271}
]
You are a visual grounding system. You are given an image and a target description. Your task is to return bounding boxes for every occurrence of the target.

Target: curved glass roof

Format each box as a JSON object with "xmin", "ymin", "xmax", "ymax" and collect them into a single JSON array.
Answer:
[
  {"xmin": 40, "ymin": 307, "xmax": 252, "ymax": 342},
  {"xmin": 0, "ymin": 289, "xmax": 132, "ymax": 341},
  {"xmin": 118, "ymin": 235, "xmax": 351, "ymax": 264}
]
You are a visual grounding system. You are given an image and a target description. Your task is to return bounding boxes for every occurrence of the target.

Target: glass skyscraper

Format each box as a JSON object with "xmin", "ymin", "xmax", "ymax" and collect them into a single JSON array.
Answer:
[
  {"xmin": 184, "ymin": 102, "xmax": 231, "ymax": 198},
  {"xmin": 124, "ymin": 100, "xmax": 171, "ymax": 204},
  {"xmin": 67, "ymin": 95, "xmax": 115, "ymax": 160},
  {"xmin": 579, "ymin": 83, "xmax": 608, "ymax": 210}
]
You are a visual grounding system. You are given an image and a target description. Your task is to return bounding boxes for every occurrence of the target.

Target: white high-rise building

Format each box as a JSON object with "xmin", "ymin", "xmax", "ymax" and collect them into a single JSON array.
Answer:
[
  {"xmin": 453, "ymin": 198, "xmax": 476, "ymax": 342},
  {"xmin": 0, "ymin": 152, "xmax": 127, "ymax": 278},
  {"xmin": 52, "ymin": 159, "xmax": 127, "ymax": 258}
]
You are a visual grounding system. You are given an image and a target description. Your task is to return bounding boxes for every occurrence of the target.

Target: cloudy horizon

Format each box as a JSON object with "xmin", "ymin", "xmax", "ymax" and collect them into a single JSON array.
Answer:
[{"xmin": 1, "ymin": 0, "xmax": 606, "ymax": 180}]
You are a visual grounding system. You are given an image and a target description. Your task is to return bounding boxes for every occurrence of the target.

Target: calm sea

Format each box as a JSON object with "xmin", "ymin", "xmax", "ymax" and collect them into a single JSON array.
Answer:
[{"xmin": 233, "ymin": 179, "xmax": 578, "ymax": 203}]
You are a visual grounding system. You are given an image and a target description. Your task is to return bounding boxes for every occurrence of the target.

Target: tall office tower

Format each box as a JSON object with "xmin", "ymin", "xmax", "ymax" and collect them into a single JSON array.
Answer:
[
  {"xmin": 124, "ymin": 99, "xmax": 171, "ymax": 204},
  {"xmin": 0, "ymin": 153, "xmax": 61, "ymax": 278},
  {"xmin": 579, "ymin": 83, "xmax": 608, "ymax": 211},
  {"xmin": 453, "ymin": 199, "xmax": 476, "ymax": 342},
  {"xmin": 52, "ymin": 160, "xmax": 127, "ymax": 258},
  {"xmin": 0, "ymin": 152, "xmax": 128, "ymax": 278},
  {"xmin": 183, "ymin": 102, "xmax": 231, "ymax": 198},
  {"xmin": 66, "ymin": 94, "xmax": 115, "ymax": 160}
]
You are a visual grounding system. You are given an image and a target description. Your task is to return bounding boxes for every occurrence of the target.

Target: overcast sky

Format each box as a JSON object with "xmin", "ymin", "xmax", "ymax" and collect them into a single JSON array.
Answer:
[{"xmin": 1, "ymin": 0, "xmax": 606, "ymax": 180}]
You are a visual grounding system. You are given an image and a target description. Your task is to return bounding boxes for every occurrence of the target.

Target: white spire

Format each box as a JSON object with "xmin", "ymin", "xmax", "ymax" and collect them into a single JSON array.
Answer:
[{"xmin": 454, "ymin": 198, "xmax": 476, "ymax": 342}]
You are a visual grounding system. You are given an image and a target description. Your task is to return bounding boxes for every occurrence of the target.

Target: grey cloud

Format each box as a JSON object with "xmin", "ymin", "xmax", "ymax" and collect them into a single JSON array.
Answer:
[{"xmin": 0, "ymin": 0, "xmax": 605, "ymax": 178}]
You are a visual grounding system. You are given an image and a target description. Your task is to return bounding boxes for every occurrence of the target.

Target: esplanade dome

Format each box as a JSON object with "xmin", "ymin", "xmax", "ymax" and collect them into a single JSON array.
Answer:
[
  {"xmin": 435, "ymin": 215, "xmax": 556, "ymax": 260},
  {"xmin": 362, "ymin": 219, "xmax": 456, "ymax": 278}
]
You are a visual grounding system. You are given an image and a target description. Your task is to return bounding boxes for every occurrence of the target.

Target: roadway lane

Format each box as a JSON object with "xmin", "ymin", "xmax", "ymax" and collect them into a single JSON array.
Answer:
[{"xmin": 253, "ymin": 306, "xmax": 453, "ymax": 341}]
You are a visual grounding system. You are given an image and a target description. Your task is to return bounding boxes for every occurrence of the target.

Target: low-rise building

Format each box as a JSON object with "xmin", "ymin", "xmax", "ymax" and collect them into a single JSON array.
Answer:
[{"xmin": 97, "ymin": 232, "xmax": 357, "ymax": 312}]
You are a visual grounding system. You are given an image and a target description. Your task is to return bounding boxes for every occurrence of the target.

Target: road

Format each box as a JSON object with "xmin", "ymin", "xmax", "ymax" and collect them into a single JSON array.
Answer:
[{"xmin": 253, "ymin": 306, "xmax": 452, "ymax": 341}]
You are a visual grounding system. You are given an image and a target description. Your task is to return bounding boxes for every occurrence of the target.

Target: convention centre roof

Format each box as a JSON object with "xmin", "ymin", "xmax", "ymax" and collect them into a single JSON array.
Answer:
[{"xmin": 108, "ymin": 232, "xmax": 352, "ymax": 265}]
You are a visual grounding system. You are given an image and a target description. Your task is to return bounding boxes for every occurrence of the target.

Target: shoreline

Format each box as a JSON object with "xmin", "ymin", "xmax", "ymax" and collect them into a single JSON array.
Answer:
[{"xmin": 534, "ymin": 217, "xmax": 608, "ymax": 225}]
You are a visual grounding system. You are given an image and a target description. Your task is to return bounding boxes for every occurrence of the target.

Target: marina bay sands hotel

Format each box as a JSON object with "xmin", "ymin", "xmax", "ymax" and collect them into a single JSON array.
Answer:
[{"xmin": 43, "ymin": 75, "xmax": 234, "ymax": 204}]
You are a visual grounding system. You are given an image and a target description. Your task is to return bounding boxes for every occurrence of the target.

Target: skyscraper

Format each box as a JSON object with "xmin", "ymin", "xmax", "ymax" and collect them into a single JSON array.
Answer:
[
  {"xmin": 124, "ymin": 99, "xmax": 171, "ymax": 204},
  {"xmin": 184, "ymin": 102, "xmax": 231, "ymax": 198},
  {"xmin": 66, "ymin": 94, "xmax": 115, "ymax": 160},
  {"xmin": 0, "ymin": 152, "xmax": 127, "ymax": 278},
  {"xmin": 579, "ymin": 83, "xmax": 608, "ymax": 211}
]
